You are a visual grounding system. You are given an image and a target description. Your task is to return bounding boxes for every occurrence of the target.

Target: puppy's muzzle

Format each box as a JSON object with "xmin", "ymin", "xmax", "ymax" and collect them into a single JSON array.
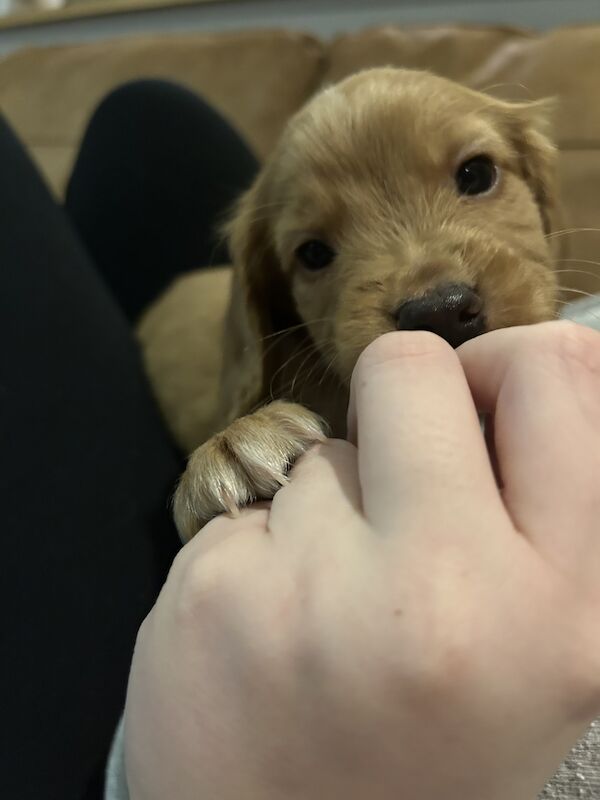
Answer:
[{"xmin": 394, "ymin": 283, "xmax": 486, "ymax": 348}]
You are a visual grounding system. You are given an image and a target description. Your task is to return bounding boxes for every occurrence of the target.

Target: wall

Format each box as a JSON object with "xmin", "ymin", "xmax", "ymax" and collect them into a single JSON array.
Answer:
[{"xmin": 0, "ymin": 0, "xmax": 599, "ymax": 56}]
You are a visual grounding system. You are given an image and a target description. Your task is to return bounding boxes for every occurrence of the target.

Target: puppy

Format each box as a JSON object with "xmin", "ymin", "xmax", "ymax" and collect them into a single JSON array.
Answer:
[{"xmin": 172, "ymin": 67, "xmax": 559, "ymax": 541}]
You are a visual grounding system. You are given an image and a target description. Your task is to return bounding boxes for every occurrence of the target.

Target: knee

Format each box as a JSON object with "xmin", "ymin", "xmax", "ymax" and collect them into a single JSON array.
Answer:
[{"xmin": 87, "ymin": 79, "xmax": 232, "ymax": 143}]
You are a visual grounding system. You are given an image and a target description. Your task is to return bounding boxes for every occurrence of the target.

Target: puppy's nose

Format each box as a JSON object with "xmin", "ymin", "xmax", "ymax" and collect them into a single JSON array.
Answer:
[{"xmin": 394, "ymin": 283, "xmax": 486, "ymax": 348}]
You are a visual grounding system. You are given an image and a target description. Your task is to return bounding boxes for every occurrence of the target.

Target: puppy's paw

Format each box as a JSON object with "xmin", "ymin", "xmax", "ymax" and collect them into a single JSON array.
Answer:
[{"xmin": 173, "ymin": 401, "xmax": 327, "ymax": 542}]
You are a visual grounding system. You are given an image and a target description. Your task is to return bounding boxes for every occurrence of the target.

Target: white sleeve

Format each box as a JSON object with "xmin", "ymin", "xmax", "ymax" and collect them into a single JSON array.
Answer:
[
  {"xmin": 561, "ymin": 294, "xmax": 600, "ymax": 331},
  {"xmin": 104, "ymin": 716, "xmax": 129, "ymax": 800}
]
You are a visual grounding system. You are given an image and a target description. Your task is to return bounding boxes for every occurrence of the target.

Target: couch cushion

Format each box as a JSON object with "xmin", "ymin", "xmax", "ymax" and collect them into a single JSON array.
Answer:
[
  {"xmin": 0, "ymin": 30, "xmax": 325, "ymax": 196},
  {"xmin": 325, "ymin": 24, "xmax": 600, "ymax": 297},
  {"xmin": 325, "ymin": 25, "xmax": 529, "ymax": 85}
]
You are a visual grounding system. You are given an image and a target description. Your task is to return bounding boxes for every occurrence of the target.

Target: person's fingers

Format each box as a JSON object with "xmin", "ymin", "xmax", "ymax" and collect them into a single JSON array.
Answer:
[
  {"xmin": 458, "ymin": 321, "xmax": 600, "ymax": 579},
  {"xmin": 347, "ymin": 331, "xmax": 501, "ymax": 537},
  {"xmin": 180, "ymin": 504, "xmax": 271, "ymax": 560},
  {"xmin": 176, "ymin": 440, "xmax": 360, "ymax": 566},
  {"xmin": 268, "ymin": 439, "xmax": 362, "ymax": 548}
]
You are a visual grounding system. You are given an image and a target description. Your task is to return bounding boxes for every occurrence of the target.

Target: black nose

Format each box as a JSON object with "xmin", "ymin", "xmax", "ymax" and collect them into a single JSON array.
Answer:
[{"xmin": 394, "ymin": 283, "xmax": 486, "ymax": 348}]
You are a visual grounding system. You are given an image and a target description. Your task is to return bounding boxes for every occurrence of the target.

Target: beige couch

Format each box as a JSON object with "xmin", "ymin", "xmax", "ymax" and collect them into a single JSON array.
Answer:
[{"xmin": 1, "ymin": 22, "xmax": 600, "ymax": 304}]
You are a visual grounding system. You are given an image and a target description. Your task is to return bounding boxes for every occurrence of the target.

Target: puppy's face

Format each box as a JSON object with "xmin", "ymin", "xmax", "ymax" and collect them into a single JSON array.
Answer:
[{"xmin": 232, "ymin": 69, "xmax": 558, "ymax": 384}]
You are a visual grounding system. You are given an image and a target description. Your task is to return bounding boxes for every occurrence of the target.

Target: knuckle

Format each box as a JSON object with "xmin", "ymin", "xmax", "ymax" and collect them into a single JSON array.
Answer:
[
  {"xmin": 357, "ymin": 633, "xmax": 471, "ymax": 714},
  {"xmin": 175, "ymin": 537, "xmax": 240, "ymax": 620},
  {"xmin": 400, "ymin": 636, "xmax": 471, "ymax": 698},
  {"xmin": 326, "ymin": 437, "xmax": 358, "ymax": 458},
  {"xmin": 162, "ymin": 543, "xmax": 194, "ymax": 591},
  {"xmin": 312, "ymin": 438, "xmax": 356, "ymax": 460},
  {"xmin": 174, "ymin": 520, "xmax": 270, "ymax": 624},
  {"xmin": 292, "ymin": 438, "xmax": 356, "ymax": 475}
]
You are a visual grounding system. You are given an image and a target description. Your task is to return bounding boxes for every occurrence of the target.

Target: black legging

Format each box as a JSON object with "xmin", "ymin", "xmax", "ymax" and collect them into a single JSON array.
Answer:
[{"xmin": 0, "ymin": 79, "xmax": 258, "ymax": 800}]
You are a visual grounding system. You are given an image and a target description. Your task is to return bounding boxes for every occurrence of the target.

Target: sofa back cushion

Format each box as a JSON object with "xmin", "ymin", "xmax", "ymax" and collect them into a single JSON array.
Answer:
[{"xmin": 0, "ymin": 30, "xmax": 325, "ymax": 195}]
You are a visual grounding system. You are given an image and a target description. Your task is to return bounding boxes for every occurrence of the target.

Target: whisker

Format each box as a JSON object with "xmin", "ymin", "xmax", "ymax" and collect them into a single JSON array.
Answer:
[
  {"xmin": 273, "ymin": 338, "xmax": 339, "ymax": 402},
  {"xmin": 478, "ymin": 81, "xmax": 533, "ymax": 98},
  {"xmin": 267, "ymin": 341, "xmax": 319, "ymax": 400},
  {"xmin": 546, "ymin": 227, "xmax": 600, "ymax": 240},
  {"xmin": 489, "ymin": 298, "xmax": 600, "ymax": 329},
  {"xmin": 305, "ymin": 342, "xmax": 339, "ymax": 389},
  {"xmin": 256, "ymin": 317, "xmax": 336, "ymax": 346},
  {"xmin": 260, "ymin": 328, "xmax": 303, "ymax": 362},
  {"xmin": 258, "ymin": 317, "xmax": 337, "ymax": 367},
  {"xmin": 300, "ymin": 349, "xmax": 329, "ymax": 390},
  {"xmin": 554, "ymin": 258, "xmax": 600, "ymax": 270},
  {"xmin": 560, "ymin": 287, "xmax": 599, "ymax": 299},
  {"xmin": 553, "ymin": 270, "xmax": 600, "ymax": 283},
  {"xmin": 266, "ymin": 341, "xmax": 315, "ymax": 378},
  {"xmin": 491, "ymin": 304, "xmax": 532, "ymax": 317},
  {"xmin": 318, "ymin": 349, "xmax": 341, "ymax": 390},
  {"xmin": 290, "ymin": 345, "xmax": 323, "ymax": 398}
]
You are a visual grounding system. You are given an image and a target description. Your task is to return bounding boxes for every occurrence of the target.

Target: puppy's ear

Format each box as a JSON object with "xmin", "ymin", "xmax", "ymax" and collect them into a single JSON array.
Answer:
[
  {"xmin": 218, "ymin": 172, "xmax": 298, "ymax": 425},
  {"xmin": 499, "ymin": 98, "xmax": 558, "ymax": 235}
]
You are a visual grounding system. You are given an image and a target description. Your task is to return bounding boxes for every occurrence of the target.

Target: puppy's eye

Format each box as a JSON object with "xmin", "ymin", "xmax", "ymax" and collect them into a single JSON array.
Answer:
[
  {"xmin": 455, "ymin": 155, "xmax": 497, "ymax": 196},
  {"xmin": 295, "ymin": 240, "xmax": 336, "ymax": 271}
]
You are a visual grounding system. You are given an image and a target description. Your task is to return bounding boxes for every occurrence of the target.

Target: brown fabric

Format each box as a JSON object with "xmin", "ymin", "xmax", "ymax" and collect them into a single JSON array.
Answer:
[
  {"xmin": 324, "ymin": 23, "xmax": 600, "ymax": 296},
  {"xmin": 325, "ymin": 24, "xmax": 531, "ymax": 85},
  {"xmin": 137, "ymin": 266, "xmax": 232, "ymax": 452},
  {"xmin": 0, "ymin": 30, "xmax": 325, "ymax": 195},
  {"xmin": 556, "ymin": 151, "xmax": 600, "ymax": 300}
]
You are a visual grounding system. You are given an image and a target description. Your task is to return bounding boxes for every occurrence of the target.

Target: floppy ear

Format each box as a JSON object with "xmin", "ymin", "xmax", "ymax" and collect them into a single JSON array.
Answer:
[
  {"xmin": 501, "ymin": 98, "xmax": 559, "ymax": 236},
  {"xmin": 218, "ymin": 172, "xmax": 299, "ymax": 426}
]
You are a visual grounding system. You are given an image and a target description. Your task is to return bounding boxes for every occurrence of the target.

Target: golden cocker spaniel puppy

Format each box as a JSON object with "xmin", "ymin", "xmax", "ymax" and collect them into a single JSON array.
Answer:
[{"xmin": 143, "ymin": 68, "xmax": 559, "ymax": 541}]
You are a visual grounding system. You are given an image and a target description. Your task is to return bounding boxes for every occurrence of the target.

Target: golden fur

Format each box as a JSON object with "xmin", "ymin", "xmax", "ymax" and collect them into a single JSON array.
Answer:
[{"xmin": 138, "ymin": 68, "xmax": 560, "ymax": 541}]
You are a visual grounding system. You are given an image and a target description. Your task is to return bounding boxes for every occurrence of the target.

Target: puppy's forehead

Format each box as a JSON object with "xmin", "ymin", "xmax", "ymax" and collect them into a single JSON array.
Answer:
[{"xmin": 285, "ymin": 69, "xmax": 503, "ymax": 178}]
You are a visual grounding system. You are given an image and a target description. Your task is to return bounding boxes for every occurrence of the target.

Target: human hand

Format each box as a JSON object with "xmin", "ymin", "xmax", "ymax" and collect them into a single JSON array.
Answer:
[{"xmin": 124, "ymin": 321, "xmax": 600, "ymax": 800}]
